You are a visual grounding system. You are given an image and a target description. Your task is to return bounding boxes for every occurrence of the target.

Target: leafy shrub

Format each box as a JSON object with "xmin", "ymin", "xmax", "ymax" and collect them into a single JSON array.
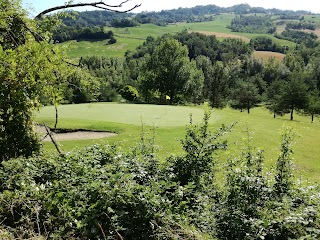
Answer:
[
  {"xmin": 168, "ymin": 105, "xmax": 234, "ymax": 187},
  {"xmin": 216, "ymin": 127, "xmax": 320, "ymax": 240},
  {"xmin": 0, "ymin": 111, "xmax": 319, "ymax": 239},
  {"xmin": 108, "ymin": 36, "xmax": 117, "ymax": 44},
  {"xmin": 119, "ymin": 85, "xmax": 139, "ymax": 101}
]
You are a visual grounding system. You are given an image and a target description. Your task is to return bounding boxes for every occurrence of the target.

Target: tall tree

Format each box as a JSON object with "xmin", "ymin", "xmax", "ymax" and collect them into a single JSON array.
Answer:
[
  {"xmin": 277, "ymin": 76, "xmax": 309, "ymax": 121},
  {"xmin": 230, "ymin": 79, "xmax": 260, "ymax": 114},
  {"xmin": 301, "ymin": 90, "xmax": 320, "ymax": 123},
  {"xmin": 141, "ymin": 37, "xmax": 199, "ymax": 104},
  {"xmin": 196, "ymin": 56, "xmax": 229, "ymax": 108},
  {"xmin": 266, "ymin": 80, "xmax": 287, "ymax": 118},
  {"xmin": 184, "ymin": 60, "xmax": 205, "ymax": 105}
]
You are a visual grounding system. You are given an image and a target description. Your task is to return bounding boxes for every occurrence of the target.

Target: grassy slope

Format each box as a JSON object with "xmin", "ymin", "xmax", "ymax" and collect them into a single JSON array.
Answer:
[
  {"xmin": 61, "ymin": 14, "xmax": 296, "ymax": 59},
  {"xmin": 36, "ymin": 103, "xmax": 320, "ymax": 182}
]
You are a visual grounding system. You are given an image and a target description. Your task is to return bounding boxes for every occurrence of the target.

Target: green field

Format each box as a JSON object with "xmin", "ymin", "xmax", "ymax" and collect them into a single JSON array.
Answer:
[
  {"xmin": 36, "ymin": 103, "xmax": 320, "ymax": 182},
  {"xmin": 61, "ymin": 14, "xmax": 297, "ymax": 59}
]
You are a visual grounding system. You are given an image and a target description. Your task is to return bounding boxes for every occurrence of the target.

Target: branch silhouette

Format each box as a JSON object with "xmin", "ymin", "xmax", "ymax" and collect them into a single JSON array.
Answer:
[{"xmin": 35, "ymin": 0, "xmax": 141, "ymax": 19}]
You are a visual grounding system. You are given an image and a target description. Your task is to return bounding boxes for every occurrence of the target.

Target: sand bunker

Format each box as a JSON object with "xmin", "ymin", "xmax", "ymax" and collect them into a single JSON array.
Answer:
[{"xmin": 36, "ymin": 126, "xmax": 117, "ymax": 142}]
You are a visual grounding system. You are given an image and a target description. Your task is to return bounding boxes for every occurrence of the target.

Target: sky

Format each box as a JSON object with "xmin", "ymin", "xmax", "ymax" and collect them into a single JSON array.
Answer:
[{"xmin": 22, "ymin": 0, "xmax": 320, "ymax": 16}]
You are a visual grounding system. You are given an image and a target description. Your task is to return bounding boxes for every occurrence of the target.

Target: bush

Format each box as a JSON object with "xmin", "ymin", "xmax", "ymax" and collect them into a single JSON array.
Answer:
[
  {"xmin": 108, "ymin": 36, "xmax": 117, "ymax": 44},
  {"xmin": 0, "ymin": 111, "xmax": 319, "ymax": 239},
  {"xmin": 216, "ymin": 127, "xmax": 320, "ymax": 240},
  {"xmin": 119, "ymin": 85, "xmax": 139, "ymax": 101}
]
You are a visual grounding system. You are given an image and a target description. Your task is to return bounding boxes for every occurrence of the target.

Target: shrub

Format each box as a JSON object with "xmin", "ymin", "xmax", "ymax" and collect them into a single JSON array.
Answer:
[
  {"xmin": 119, "ymin": 85, "xmax": 139, "ymax": 101},
  {"xmin": 216, "ymin": 126, "xmax": 320, "ymax": 240},
  {"xmin": 108, "ymin": 36, "xmax": 117, "ymax": 44}
]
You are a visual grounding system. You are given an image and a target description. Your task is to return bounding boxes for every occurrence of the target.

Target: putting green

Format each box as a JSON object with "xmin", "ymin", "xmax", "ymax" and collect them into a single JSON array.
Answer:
[{"xmin": 36, "ymin": 103, "xmax": 218, "ymax": 127}]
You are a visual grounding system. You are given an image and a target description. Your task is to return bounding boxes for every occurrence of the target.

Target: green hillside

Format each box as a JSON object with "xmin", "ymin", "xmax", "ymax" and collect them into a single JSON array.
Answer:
[{"xmin": 61, "ymin": 14, "xmax": 297, "ymax": 59}]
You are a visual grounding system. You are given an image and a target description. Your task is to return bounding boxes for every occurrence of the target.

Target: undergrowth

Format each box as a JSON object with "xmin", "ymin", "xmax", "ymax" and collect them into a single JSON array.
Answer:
[{"xmin": 0, "ymin": 106, "xmax": 319, "ymax": 239}]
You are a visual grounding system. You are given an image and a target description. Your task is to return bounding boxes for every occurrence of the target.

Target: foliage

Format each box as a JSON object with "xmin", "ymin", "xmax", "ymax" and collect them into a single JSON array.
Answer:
[
  {"xmin": 0, "ymin": 23, "xmax": 70, "ymax": 160},
  {"xmin": 1, "ymin": 109, "xmax": 320, "ymax": 239},
  {"xmin": 266, "ymin": 80, "xmax": 288, "ymax": 117},
  {"xmin": 79, "ymin": 56, "xmax": 131, "ymax": 102},
  {"xmin": 63, "ymin": 69, "xmax": 100, "ymax": 104},
  {"xmin": 275, "ymin": 30, "xmax": 318, "ymax": 47},
  {"xmin": 119, "ymin": 85, "xmax": 139, "ymax": 101},
  {"xmin": 230, "ymin": 79, "xmax": 260, "ymax": 113},
  {"xmin": 140, "ymin": 37, "xmax": 201, "ymax": 104},
  {"xmin": 216, "ymin": 126, "xmax": 320, "ymax": 240},
  {"xmin": 274, "ymin": 77, "xmax": 309, "ymax": 121},
  {"xmin": 300, "ymin": 90, "xmax": 320, "ymax": 123},
  {"xmin": 250, "ymin": 36, "xmax": 288, "ymax": 53},
  {"xmin": 110, "ymin": 18, "xmax": 139, "ymax": 28},
  {"xmin": 195, "ymin": 56, "xmax": 229, "ymax": 108},
  {"xmin": 286, "ymin": 21, "xmax": 316, "ymax": 31},
  {"xmin": 168, "ymin": 104, "xmax": 233, "ymax": 187},
  {"xmin": 59, "ymin": 10, "xmax": 133, "ymax": 27},
  {"xmin": 229, "ymin": 15, "xmax": 276, "ymax": 34},
  {"xmin": 52, "ymin": 26, "xmax": 114, "ymax": 43},
  {"xmin": 175, "ymin": 31, "xmax": 252, "ymax": 62},
  {"xmin": 0, "ymin": 110, "xmax": 229, "ymax": 239}
]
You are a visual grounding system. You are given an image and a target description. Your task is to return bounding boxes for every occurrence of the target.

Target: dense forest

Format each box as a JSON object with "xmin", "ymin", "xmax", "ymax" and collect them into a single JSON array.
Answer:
[{"xmin": 1, "ymin": 0, "xmax": 320, "ymax": 239}]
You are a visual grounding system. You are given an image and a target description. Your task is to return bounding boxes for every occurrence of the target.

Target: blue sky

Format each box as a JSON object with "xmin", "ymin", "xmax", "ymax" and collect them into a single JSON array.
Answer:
[{"xmin": 22, "ymin": 0, "xmax": 320, "ymax": 16}]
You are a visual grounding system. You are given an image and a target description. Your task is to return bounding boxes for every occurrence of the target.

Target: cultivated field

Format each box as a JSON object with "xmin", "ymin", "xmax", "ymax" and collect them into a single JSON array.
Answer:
[
  {"xmin": 36, "ymin": 103, "xmax": 320, "ymax": 182},
  {"xmin": 253, "ymin": 51, "xmax": 286, "ymax": 61}
]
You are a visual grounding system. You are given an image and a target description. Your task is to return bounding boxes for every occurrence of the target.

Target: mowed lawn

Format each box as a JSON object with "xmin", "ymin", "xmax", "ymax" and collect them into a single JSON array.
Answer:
[{"xmin": 36, "ymin": 103, "xmax": 320, "ymax": 182}]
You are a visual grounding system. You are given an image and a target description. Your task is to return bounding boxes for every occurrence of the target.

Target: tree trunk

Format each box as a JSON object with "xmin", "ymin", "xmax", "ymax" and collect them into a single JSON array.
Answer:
[
  {"xmin": 274, "ymin": 112, "xmax": 276, "ymax": 118},
  {"xmin": 312, "ymin": 114, "xmax": 314, "ymax": 123},
  {"xmin": 290, "ymin": 108, "xmax": 294, "ymax": 121},
  {"xmin": 54, "ymin": 104, "xmax": 58, "ymax": 130},
  {"xmin": 247, "ymin": 106, "xmax": 250, "ymax": 114}
]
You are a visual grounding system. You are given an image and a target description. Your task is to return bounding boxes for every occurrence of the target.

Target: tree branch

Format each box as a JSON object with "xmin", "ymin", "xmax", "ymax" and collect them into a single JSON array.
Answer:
[{"xmin": 35, "ymin": 1, "xmax": 141, "ymax": 19}]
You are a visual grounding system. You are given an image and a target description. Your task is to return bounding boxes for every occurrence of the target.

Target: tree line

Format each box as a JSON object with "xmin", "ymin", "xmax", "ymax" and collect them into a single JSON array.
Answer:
[
  {"xmin": 286, "ymin": 21, "xmax": 316, "ymax": 30},
  {"xmin": 228, "ymin": 15, "xmax": 276, "ymax": 34},
  {"xmin": 60, "ymin": 4, "xmax": 310, "ymax": 27},
  {"xmin": 52, "ymin": 26, "xmax": 115, "ymax": 43},
  {"xmin": 250, "ymin": 36, "xmax": 288, "ymax": 53},
  {"xmin": 275, "ymin": 30, "xmax": 318, "ymax": 47}
]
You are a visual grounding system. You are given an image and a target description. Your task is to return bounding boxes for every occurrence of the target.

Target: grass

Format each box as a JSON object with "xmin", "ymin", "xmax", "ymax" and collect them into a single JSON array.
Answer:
[
  {"xmin": 36, "ymin": 103, "xmax": 320, "ymax": 183},
  {"xmin": 61, "ymin": 14, "xmax": 297, "ymax": 59},
  {"xmin": 60, "ymin": 38, "xmax": 142, "ymax": 58}
]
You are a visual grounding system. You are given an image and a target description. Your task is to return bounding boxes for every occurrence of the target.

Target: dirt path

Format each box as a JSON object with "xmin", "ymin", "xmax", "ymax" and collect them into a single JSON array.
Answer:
[{"xmin": 36, "ymin": 126, "xmax": 117, "ymax": 142}]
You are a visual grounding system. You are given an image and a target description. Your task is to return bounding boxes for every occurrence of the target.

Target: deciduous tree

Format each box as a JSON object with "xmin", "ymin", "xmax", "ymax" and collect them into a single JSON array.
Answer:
[
  {"xmin": 277, "ymin": 77, "xmax": 309, "ymax": 121},
  {"xmin": 230, "ymin": 79, "xmax": 260, "ymax": 114},
  {"xmin": 141, "ymin": 37, "xmax": 200, "ymax": 104}
]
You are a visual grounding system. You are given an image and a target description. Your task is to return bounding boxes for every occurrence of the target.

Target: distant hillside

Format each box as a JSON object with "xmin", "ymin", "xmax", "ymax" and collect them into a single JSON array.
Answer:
[{"xmin": 60, "ymin": 4, "xmax": 310, "ymax": 27}]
